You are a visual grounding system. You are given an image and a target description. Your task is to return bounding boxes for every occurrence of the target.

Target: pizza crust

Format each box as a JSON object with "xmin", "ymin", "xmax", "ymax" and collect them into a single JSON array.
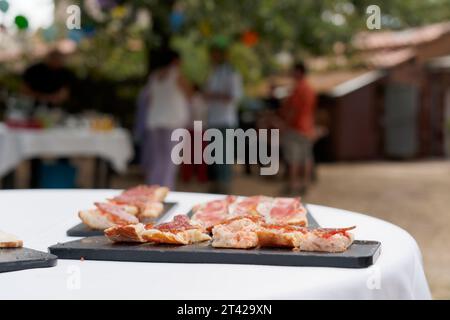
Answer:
[
  {"xmin": 79, "ymin": 210, "xmax": 117, "ymax": 230},
  {"xmin": 141, "ymin": 228, "xmax": 211, "ymax": 245},
  {"xmin": 105, "ymin": 223, "xmax": 146, "ymax": 243},
  {"xmin": 256, "ymin": 229, "xmax": 303, "ymax": 248}
]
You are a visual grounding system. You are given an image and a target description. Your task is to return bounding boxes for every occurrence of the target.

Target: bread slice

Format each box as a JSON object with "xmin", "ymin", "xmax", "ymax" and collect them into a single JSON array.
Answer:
[
  {"xmin": 139, "ymin": 215, "xmax": 211, "ymax": 245},
  {"xmin": 79, "ymin": 210, "xmax": 118, "ymax": 230},
  {"xmin": 0, "ymin": 230, "xmax": 23, "ymax": 248},
  {"xmin": 298, "ymin": 229, "xmax": 355, "ymax": 253},
  {"xmin": 256, "ymin": 225, "xmax": 305, "ymax": 248},
  {"xmin": 105, "ymin": 223, "xmax": 147, "ymax": 243},
  {"xmin": 211, "ymin": 217, "xmax": 260, "ymax": 249}
]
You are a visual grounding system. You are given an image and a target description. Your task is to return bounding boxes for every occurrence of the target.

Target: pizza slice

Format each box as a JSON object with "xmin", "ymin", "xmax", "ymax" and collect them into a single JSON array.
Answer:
[
  {"xmin": 141, "ymin": 215, "xmax": 211, "ymax": 245},
  {"xmin": 190, "ymin": 196, "xmax": 237, "ymax": 230},
  {"xmin": 0, "ymin": 230, "xmax": 23, "ymax": 248},
  {"xmin": 79, "ymin": 202, "xmax": 139, "ymax": 230},
  {"xmin": 118, "ymin": 185, "xmax": 169, "ymax": 202},
  {"xmin": 211, "ymin": 216, "xmax": 263, "ymax": 249},
  {"xmin": 227, "ymin": 196, "xmax": 272, "ymax": 217},
  {"xmin": 257, "ymin": 197, "xmax": 308, "ymax": 226},
  {"xmin": 110, "ymin": 185, "xmax": 169, "ymax": 219},
  {"xmin": 105, "ymin": 223, "xmax": 147, "ymax": 243},
  {"xmin": 256, "ymin": 224, "xmax": 305, "ymax": 248},
  {"xmin": 298, "ymin": 227, "xmax": 355, "ymax": 252},
  {"xmin": 257, "ymin": 224, "xmax": 355, "ymax": 252}
]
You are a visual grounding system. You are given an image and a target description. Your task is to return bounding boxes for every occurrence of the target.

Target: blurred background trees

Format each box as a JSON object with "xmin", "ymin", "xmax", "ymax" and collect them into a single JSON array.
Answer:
[
  {"xmin": 61, "ymin": 0, "xmax": 450, "ymax": 84},
  {"xmin": 1, "ymin": 0, "xmax": 450, "ymax": 125}
]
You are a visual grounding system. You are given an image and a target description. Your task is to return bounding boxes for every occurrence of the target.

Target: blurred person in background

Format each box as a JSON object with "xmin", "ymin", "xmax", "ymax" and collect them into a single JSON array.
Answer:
[
  {"xmin": 20, "ymin": 49, "xmax": 76, "ymax": 188},
  {"xmin": 141, "ymin": 49, "xmax": 191, "ymax": 189},
  {"xmin": 180, "ymin": 85, "xmax": 208, "ymax": 183},
  {"xmin": 22, "ymin": 49, "xmax": 74, "ymax": 107},
  {"xmin": 204, "ymin": 43, "xmax": 243, "ymax": 194},
  {"xmin": 279, "ymin": 61, "xmax": 317, "ymax": 195}
]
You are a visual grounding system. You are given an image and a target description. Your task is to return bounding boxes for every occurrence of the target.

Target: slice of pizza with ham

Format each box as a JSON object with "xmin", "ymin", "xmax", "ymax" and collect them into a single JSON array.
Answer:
[
  {"xmin": 211, "ymin": 216, "xmax": 263, "ymax": 249},
  {"xmin": 190, "ymin": 196, "xmax": 237, "ymax": 230},
  {"xmin": 110, "ymin": 185, "xmax": 169, "ymax": 219},
  {"xmin": 79, "ymin": 202, "xmax": 139, "ymax": 230},
  {"xmin": 257, "ymin": 224, "xmax": 355, "ymax": 252},
  {"xmin": 119, "ymin": 185, "xmax": 169, "ymax": 202},
  {"xmin": 192, "ymin": 196, "xmax": 308, "ymax": 230},
  {"xmin": 256, "ymin": 197, "xmax": 308, "ymax": 226},
  {"xmin": 141, "ymin": 215, "xmax": 211, "ymax": 245},
  {"xmin": 227, "ymin": 196, "xmax": 273, "ymax": 217},
  {"xmin": 105, "ymin": 223, "xmax": 147, "ymax": 243},
  {"xmin": 78, "ymin": 185, "xmax": 169, "ymax": 229}
]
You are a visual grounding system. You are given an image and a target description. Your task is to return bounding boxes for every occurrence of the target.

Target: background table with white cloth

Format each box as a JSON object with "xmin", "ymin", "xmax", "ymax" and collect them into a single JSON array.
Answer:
[
  {"xmin": 0, "ymin": 190, "xmax": 431, "ymax": 299},
  {"xmin": 0, "ymin": 124, "xmax": 134, "ymax": 188}
]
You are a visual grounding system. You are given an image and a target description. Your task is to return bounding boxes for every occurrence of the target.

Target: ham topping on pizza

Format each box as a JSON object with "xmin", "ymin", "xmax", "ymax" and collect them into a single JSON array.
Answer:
[
  {"xmin": 120, "ymin": 185, "xmax": 165, "ymax": 198},
  {"xmin": 228, "ymin": 196, "xmax": 271, "ymax": 217},
  {"xmin": 112, "ymin": 185, "xmax": 168, "ymax": 203},
  {"xmin": 191, "ymin": 196, "xmax": 236, "ymax": 229},
  {"xmin": 141, "ymin": 215, "xmax": 210, "ymax": 245},
  {"xmin": 257, "ymin": 197, "xmax": 307, "ymax": 226},
  {"xmin": 95, "ymin": 202, "xmax": 139, "ymax": 225},
  {"xmin": 192, "ymin": 196, "xmax": 308, "ymax": 229},
  {"xmin": 150, "ymin": 215, "xmax": 198, "ymax": 233}
]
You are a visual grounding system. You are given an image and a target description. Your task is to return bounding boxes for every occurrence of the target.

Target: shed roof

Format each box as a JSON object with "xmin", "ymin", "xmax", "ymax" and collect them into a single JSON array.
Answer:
[{"xmin": 353, "ymin": 21, "xmax": 450, "ymax": 51}]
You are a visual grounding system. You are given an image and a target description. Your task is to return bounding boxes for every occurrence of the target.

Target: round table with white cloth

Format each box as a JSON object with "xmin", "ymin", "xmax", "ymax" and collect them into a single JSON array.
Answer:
[
  {"xmin": 0, "ymin": 124, "xmax": 22, "ymax": 178},
  {"xmin": 0, "ymin": 190, "xmax": 431, "ymax": 300},
  {"xmin": 0, "ymin": 125, "xmax": 134, "ymax": 179}
]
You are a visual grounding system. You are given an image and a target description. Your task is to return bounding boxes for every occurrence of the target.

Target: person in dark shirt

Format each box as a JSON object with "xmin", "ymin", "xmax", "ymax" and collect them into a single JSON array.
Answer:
[{"xmin": 22, "ymin": 49, "xmax": 74, "ymax": 106}]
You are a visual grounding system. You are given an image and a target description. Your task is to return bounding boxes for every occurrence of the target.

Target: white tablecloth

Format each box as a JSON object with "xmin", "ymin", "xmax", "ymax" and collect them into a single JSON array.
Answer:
[
  {"xmin": 0, "ymin": 190, "xmax": 431, "ymax": 300},
  {"xmin": 0, "ymin": 124, "xmax": 22, "ymax": 178},
  {"xmin": 0, "ymin": 125, "xmax": 133, "ymax": 178}
]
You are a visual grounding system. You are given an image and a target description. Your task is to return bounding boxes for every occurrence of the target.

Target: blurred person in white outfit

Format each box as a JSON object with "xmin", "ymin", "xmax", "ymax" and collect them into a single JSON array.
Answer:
[
  {"xmin": 204, "ymin": 44, "xmax": 243, "ymax": 193},
  {"xmin": 142, "ymin": 49, "xmax": 191, "ymax": 189}
]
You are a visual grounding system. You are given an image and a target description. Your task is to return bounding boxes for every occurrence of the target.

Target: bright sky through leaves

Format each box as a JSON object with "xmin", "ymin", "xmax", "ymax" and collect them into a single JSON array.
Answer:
[{"xmin": 1, "ymin": 0, "xmax": 54, "ymax": 31}]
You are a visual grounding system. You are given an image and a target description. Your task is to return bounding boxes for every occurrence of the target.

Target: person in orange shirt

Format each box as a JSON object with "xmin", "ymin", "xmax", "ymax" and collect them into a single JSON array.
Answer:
[{"xmin": 279, "ymin": 61, "xmax": 317, "ymax": 194}]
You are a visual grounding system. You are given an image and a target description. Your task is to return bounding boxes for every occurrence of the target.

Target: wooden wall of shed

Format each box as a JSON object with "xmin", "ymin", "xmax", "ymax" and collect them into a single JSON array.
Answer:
[
  {"xmin": 386, "ymin": 33, "xmax": 450, "ymax": 157},
  {"xmin": 424, "ymin": 69, "xmax": 450, "ymax": 156},
  {"xmin": 416, "ymin": 33, "xmax": 450, "ymax": 64},
  {"xmin": 317, "ymin": 81, "xmax": 382, "ymax": 161}
]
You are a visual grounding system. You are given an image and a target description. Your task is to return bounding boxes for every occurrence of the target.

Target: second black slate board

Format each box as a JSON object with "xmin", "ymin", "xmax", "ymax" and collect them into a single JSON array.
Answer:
[
  {"xmin": 49, "ymin": 236, "xmax": 381, "ymax": 268},
  {"xmin": 66, "ymin": 202, "xmax": 178, "ymax": 237},
  {"xmin": 0, "ymin": 248, "xmax": 57, "ymax": 273}
]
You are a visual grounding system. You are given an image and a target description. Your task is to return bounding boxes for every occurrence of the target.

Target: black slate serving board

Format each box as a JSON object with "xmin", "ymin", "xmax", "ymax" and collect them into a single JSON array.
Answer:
[
  {"xmin": 0, "ymin": 248, "xmax": 57, "ymax": 273},
  {"xmin": 66, "ymin": 202, "xmax": 178, "ymax": 237},
  {"xmin": 49, "ymin": 236, "xmax": 380, "ymax": 268}
]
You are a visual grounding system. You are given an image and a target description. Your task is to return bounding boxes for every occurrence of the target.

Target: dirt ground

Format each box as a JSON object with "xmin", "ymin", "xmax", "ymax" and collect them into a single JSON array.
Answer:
[{"xmin": 12, "ymin": 159, "xmax": 450, "ymax": 299}]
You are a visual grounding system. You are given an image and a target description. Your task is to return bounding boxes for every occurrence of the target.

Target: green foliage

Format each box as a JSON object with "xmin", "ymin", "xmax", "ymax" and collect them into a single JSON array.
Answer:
[
  {"xmin": 172, "ymin": 35, "xmax": 209, "ymax": 85},
  {"xmin": 72, "ymin": 0, "xmax": 450, "ymax": 83}
]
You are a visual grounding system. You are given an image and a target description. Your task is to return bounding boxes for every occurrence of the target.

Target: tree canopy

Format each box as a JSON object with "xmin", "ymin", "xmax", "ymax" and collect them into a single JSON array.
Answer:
[{"xmin": 68, "ymin": 0, "xmax": 450, "ymax": 83}]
